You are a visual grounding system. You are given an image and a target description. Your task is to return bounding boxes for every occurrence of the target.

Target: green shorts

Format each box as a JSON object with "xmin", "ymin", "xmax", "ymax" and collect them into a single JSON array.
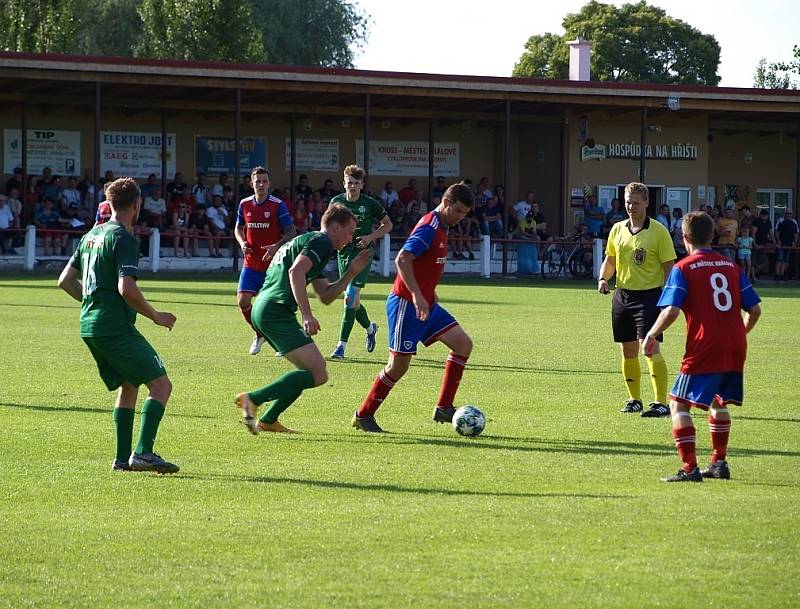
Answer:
[
  {"xmin": 82, "ymin": 332, "xmax": 167, "ymax": 391},
  {"xmin": 338, "ymin": 247, "xmax": 372, "ymax": 289},
  {"xmin": 251, "ymin": 297, "xmax": 313, "ymax": 355}
]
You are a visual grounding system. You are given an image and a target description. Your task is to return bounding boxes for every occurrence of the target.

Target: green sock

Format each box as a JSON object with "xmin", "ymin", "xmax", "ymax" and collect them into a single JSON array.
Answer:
[
  {"xmin": 260, "ymin": 390, "xmax": 304, "ymax": 424},
  {"xmin": 355, "ymin": 304, "xmax": 370, "ymax": 329},
  {"xmin": 339, "ymin": 307, "xmax": 357, "ymax": 342},
  {"xmin": 135, "ymin": 398, "xmax": 165, "ymax": 455},
  {"xmin": 249, "ymin": 370, "xmax": 315, "ymax": 407},
  {"xmin": 113, "ymin": 407, "xmax": 135, "ymax": 462}
]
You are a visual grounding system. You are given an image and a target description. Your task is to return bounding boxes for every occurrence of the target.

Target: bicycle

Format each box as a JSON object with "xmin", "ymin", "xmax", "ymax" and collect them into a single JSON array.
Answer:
[{"xmin": 540, "ymin": 237, "xmax": 594, "ymax": 279}]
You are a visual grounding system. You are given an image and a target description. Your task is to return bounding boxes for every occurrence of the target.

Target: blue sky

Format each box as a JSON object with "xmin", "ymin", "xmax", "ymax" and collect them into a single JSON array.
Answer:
[{"xmin": 353, "ymin": 0, "xmax": 799, "ymax": 88}]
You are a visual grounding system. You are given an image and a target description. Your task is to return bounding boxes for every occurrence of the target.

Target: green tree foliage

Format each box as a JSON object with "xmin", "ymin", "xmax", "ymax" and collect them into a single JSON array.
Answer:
[
  {"xmin": 0, "ymin": 0, "xmax": 79, "ymax": 54},
  {"xmin": 138, "ymin": 0, "xmax": 266, "ymax": 62},
  {"xmin": 513, "ymin": 1, "xmax": 721, "ymax": 86},
  {"xmin": 72, "ymin": 0, "xmax": 144, "ymax": 58},
  {"xmin": 250, "ymin": 0, "xmax": 369, "ymax": 68},
  {"xmin": 754, "ymin": 46, "xmax": 800, "ymax": 89}
]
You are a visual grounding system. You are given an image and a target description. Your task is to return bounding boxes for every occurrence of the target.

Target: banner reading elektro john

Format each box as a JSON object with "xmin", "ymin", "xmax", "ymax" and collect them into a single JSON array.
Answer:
[{"xmin": 101, "ymin": 131, "xmax": 176, "ymax": 179}]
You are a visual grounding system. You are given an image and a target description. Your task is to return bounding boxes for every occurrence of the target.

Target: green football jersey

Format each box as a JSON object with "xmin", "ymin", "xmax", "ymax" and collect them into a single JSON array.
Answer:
[
  {"xmin": 257, "ymin": 231, "xmax": 335, "ymax": 311},
  {"xmin": 329, "ymin": 193, "xmax": 386, "ymax": 259},
  {"xmin": 68, "ymin": 221, "xmax": 140, "ymax": 337}
]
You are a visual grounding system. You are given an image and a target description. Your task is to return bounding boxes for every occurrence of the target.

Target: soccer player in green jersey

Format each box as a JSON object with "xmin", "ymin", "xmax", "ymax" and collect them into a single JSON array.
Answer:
[
  {"xmin": 58, "ymin": 177, "xmax": 179, "ymax": 473},
  {"xmin": 329, "ymin": 165, "xmax": 393, "ymax": 359},
  {"xmin": 234, "ymin": 204, "xmax": 373, "ymax": 433}
]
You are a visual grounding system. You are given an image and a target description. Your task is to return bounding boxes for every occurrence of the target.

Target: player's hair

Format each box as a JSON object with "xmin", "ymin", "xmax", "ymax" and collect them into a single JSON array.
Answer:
[
  {"xmin": 682, "ymin": 211, "xmax": 714, "ymax": 246},
  {"xmin": 322, "ymin": 203, "xmax": 356, "ymax": 228},
  {"xmin": 105, "ymin": 177, "xmax": 141, "ymax": 211},
  {"xmin": 251, "ymin": 166, "xmax": 270, "ymax": 179},
  {"xmin": 343, "ymin": 164, "xmax": 365, "ymax": 182},
  {"xmin": 624, "ymin": 182, "xmax": 649, "ymax": 201},
  {"xmin": 443, "ymin": 183, "xmax": 475, "ymax": 208}
]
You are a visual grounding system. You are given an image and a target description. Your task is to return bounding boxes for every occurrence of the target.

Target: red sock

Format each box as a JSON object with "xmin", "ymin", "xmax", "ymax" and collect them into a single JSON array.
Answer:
[
  {"xmin": 358, "ymin": 370, "xmax": 397, "ymax": 417},
  {"xmin": 672, "ymin": 425, "xmax": 697, "ymax": 472},
  {"xmin": 437, "ymin": 352, "xmax": 468, "ymax": 409},
  {"xmin": 241, "ymin": 304, "xmax": 262, "ymax": 337},
  {"xmin": 708, "ymin": 414, "xmax": 731, "ymax": 463}
]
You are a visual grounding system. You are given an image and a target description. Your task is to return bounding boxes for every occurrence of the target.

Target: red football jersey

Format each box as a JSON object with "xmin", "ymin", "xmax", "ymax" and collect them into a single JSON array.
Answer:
[
  {"xmin": 236, "ymin": 195, "xmax": 292, "ymax": 272},
  {"xmin": 658, "ymin": 250, "xmax": 760, "ymax": 374},
  {"xmin": 95, "ymin": 202, "xmax": 111, "ymax": 225},
  {"xmin": 392, "ymin": 210, "xmax": 449, "ymax": 306}
]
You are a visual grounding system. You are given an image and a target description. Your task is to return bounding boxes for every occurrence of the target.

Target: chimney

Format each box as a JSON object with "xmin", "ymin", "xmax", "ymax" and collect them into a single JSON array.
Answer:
[{"xmin": 568, "ymin": 38, "xmax": 591, "ymax": 82}]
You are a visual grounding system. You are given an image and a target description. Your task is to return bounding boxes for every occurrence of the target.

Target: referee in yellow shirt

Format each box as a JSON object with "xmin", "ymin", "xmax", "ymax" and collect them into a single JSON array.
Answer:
[{"xmin": 598, "ymin": 182, "xmax": 676, "ymax": 417}]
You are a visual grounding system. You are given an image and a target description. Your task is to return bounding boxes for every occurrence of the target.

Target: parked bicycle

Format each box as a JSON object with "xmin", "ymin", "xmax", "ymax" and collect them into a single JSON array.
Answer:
[{"xmin": 540, "ymin": 238, "xmax": 593, "ymax": 279}]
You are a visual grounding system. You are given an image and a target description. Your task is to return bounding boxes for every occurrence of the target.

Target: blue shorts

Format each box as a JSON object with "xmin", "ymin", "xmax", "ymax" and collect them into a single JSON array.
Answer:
[
  {"xmin": 670, "ymin": 372, "xmax": 744, "ymax": 410},
  {"xmin": 776, "ymin": 247, "xmax": 792, "ymax": 262},
  {"xmin": 386, "ymin": 293, "xmax": 458, "ymax": 355},
  {"xmin": 238, "ymin": 267, "xmax": 266, "ymax": 294}
]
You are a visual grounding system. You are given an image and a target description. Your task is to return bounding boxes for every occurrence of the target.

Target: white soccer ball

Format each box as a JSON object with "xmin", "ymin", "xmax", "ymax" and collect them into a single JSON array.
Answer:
[{"xmin": 452, "ymin": 405, "xmax": 485, "ymax": 437}]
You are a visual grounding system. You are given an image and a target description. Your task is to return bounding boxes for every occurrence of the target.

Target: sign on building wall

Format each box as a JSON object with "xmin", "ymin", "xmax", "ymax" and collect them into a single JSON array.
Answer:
[
  {"xmin": 195, "ymin": 136, "xmax": 267, "ymax": 177},
  {"xmin": 4, "ymin": 129, "xmax": 81, "ymax": 175},
  {"xmin": 354, "ymin": 140, "xmax": 459, "ymax": 177},
  {"xmin": 100, "ymin": 131, "xmax": 176, "ymax": 179},
  {"xmin": 284, "ymin": 138, "xmax": 340, "ymax": 172},
  {"xmin": 581, "ymin": 141, "xmax": 699, "ymax": 161}
]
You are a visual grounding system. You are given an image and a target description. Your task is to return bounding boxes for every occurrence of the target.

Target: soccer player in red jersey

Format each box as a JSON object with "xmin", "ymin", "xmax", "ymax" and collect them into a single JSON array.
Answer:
[
  {"xmin": 643, "ymin": 211, "xmax": 761, "ymax": 482},
  {"xmin": 235, "ymin": 166, "xmax": 296, "ymax": 355},
  {"xmin": 352, "ymin": 183, "xmax": 475, "ymax": 433},
  {"xmin": 94, "ymin": 201, "xmax": 112, "ymax": 226}
]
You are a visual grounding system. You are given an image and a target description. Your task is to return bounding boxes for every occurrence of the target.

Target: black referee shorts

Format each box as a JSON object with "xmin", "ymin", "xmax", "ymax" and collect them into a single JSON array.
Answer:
[{"xmin": 611, "ymin": 288, "xmax": 663, "ymax": 343}]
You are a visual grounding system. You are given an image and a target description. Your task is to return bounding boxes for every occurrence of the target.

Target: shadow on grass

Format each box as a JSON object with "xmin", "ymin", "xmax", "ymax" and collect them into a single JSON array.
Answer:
[
  {"xmin": 0, "ymin": 401, "xmax": 212, "ymax": 419},
  {"xmin": 735, "ymin": 415, "xmax": 800, "ymax": 424},
  {"xmin": 328, "ymin": 356, "xmax": 617, "ymax": 376},
  {"xmin": 181, "ymin": 471, "xmax": 631, "ymax": 499},
  {"xmin": 1, "ymin": 302, "xmax": 73, "ymax": 310}
]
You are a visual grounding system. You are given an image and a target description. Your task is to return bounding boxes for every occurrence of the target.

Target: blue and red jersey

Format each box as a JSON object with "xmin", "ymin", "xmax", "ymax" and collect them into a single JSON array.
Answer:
[
  {"xmin": 236, "ymin": 194, "xmax": 292, "ymax": 272},
  {"xmin": 95, "ymin": 202, "xmax": 111, "ymax": 225},
  {"xmin": 392, "ymin": 210, "xmax": 449, "ymax": 306},
  {"xmin": 658, "ymin": 249, "xmax": 760, "ymax": 375}
]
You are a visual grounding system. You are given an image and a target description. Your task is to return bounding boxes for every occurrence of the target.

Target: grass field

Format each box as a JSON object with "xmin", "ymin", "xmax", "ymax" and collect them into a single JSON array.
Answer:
[{"xmin": 1, "ymin": 272, "xmax": 798, "ymax": 609}]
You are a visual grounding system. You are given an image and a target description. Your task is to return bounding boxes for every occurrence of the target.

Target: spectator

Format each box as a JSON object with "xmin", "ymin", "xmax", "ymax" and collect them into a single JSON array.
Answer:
[
  {"xmin": 379, "ymin": 181, "xmax": 399, "ymax": 208},
  {"xmin": 191, "ymin": 173, "xmax": 211, "ymax": 208},
  {"xmin": 187, "ymin": 206, "xmax": 213, "ymax": 257},
  {"xmin": 166, "ymin": 171, "xmax": 187, "ymax": 203},
  {"xmin": 477, "ymin": 177, "xmax": 493, "ymax": 202},
  {"xmin": 140, "ymin": 173, "xmax": 158, "ymax": 201},
  {"xmin": 401, "ymin": 200, "xmax": 423, "ymax": 235},
  {"xmin": 531, "ymin": 201, "xmax": 548, "ymax": 240},
  {"xmin": 294, "ymin": 174, "xmax": 313, "ymax": 200},
  {"xmin": 6, "ymin": 187, "xmax": 23, "ymax": 248},
  {"xmin": 61, "ymin": 176, "xmax": 90, "ymax": 223},
  {"xmin": 280, "ymin": 186, "xmax": 295, "ymax": 212},
  {"xmin": 23, "ymin": 175, "xmax": 41, "ymax": 223},
  {"xmin": 398, "ymin": 179, "xmax": 418, "ymax": 205},
  {"xmin": 38, "ymin": 166, "xmax": 53, "ymax": 190},
  {"xmin": 0, "ymin": 195, "xmax": 19, "ymax": 254},
  {"xmin": 172, "ymin": 189, "xmax": 196, "ymax": 215},
  {"xmin": 292, "ymin": 200, "xmax": 309, "ymax": 233},
  {"xmin": 237, "ymin": 173, "xmax": 253, "ymax": 199},
  {"xmin": 206, "ymin": 194, "xmax": 231, "ymax": 250},
  {"xmin": 222, "ymin": 186, "xmax": 236, "ymax": 215},
  {"xmin": 583, "ymin": 194, "xmax": 606, "ymax": 238},
  {"xmin": 35, "ymin": 197, "xmax": 69, "ymax": 255},
  {"xmin": 432, "ymin": 176, "xmax": 447, "ymax": 200},
  {"xmin": 99, "ymin": 169, "xmax": 115, "ymax": 188},
  {"xmin": 514, "ymin": 211, "xmax": 539, "ymax": 275},
  {"xmin": 751, "ymin": 208, "xmax": 773, "ymax": 277},
  {"xmin": 43, "ymin": 174, "xmax": 64, "ymax": 203},
  {"xmin": 171, "ymin": 199, "xmax": 192, "ymax": 257},
  {"xmin": 494, "ymin": 184, "xmax": 505, "ymax": 210},
  {"xmin": 670, "ymin": 207, "xmax": 686, "ymax": 258},
  {"xmin": 143, "ymin": 186, "xmax": 167, "ymax": 229},
  {"xmin": 605, "ymin": 198, "xmax": 626, "ymax": 235},
  {"xmin": 773, "ymin": 209, "xmax": 798, "ymax": 281},
  {"xmin": 716, "ymin": 206, "xmax": 738, "ymax": 261},
  {"xmin": 307, "ymin": 195, "xmax": 324, "ymax": 232},
  {"xmin": 656, "ymin": 204, "xmax": 672, "ymax": 231},
  {"xmin": 317, "ymin": 178, "xmax": 339, "ymax": 204},
  {"xmin": 77, "ymin": 168, "xmax": 96, "ymax": 208},
  {"xmin": 212, "ymin": 173, "xmax": 230, "ymax": 198},
  {"xmin": 480, "ymin": 195, "xmax": 504, "ymax": 238},
  {"xmin": 387, "ymin": 197, "xmax": 406, "ymax": 235},
  {"xmin": 737, "ymin": 217, "xmax": 755, "ymax": 281},
  {"xmin": 513, "ymin": 191, "xmax": 535, "ymax": 227},
  {"xmin": 5, "ymin": 167, "xmax": 23, "ymax": 196}
]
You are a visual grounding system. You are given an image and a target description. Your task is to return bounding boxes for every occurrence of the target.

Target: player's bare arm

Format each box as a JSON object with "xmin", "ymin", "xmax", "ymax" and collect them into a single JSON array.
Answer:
[
  {"xmin": 288, "ymin": 254, "xmax": 320, "ymax": 335},
  {"xmin": 118, "ymin": 276, "xmax": 176, "ymax": 330},
  {"xmin": 661, "ymin": 260, "xmax": 674, "ymax": 285},
  {"xmin": 312, "ymin": 249, "xmax": 372, "ymax": 305},
  {"xmin": 642, "ymin": 305, "xmax": 680, "ymax": 356},
  {"xmin": 597, "ymin": 254, "xmax": 616, "ymax": 294},
  {"xmin": 261, "ymin": 224, "xmax": 297, "ymax": 262},
  {"xmin": 396, "ymin": 249, "xmax": 429, "ymax": 321},
  {"xmin": 235, "ymin": 224, "xmax": 253, "ymax": 255},
  {"xmin": 744, "ymin": 303, "xmax": 762, "ymax": 333},
  {"xmin": 58, "ymin": 263, "xmax": 83, "ymax": 302},
  {"xmin": 357, "ymin": 215, "xmax": 393, "ymax": 248}
]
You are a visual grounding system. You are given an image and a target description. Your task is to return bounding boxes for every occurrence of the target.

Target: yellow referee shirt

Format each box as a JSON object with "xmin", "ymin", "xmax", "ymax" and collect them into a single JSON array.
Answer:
[{"xmin": 606, "ymin": 217, "xmax": 676, "ymax": 290}]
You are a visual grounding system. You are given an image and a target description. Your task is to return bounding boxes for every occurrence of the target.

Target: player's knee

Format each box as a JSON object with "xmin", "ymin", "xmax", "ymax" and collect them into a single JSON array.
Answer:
[
  {"xmin": 459, "ymin": 334, "xmax": 474, "ymax": 357},
  {"xmin": 149, "ymin": 375, "xmax": 172, "ymax": 403},
  {"xmin": 311, "ymin": 366, "xmax": 328, "ymax": 387}
]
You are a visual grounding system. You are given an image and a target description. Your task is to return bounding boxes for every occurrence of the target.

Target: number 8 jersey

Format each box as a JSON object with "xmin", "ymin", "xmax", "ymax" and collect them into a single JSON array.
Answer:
[
  {"xmin": 658, "ymin": 249, "xmax": 761, "ymax": 374},
  {"xmin": 68, "ymin": 220, "xmax": 140, "ymax": 336}
]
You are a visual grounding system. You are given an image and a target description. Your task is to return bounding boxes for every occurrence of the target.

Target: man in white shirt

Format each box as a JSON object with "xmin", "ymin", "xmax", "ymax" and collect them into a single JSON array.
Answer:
[
  {"xmin": 379, "ymin": 181, "xmax": 399, "ymax": 208},
  {"xmin": 205, "ymin": 194, "xmax": 230, "ymax": 258},
  {"xmin": 192, "ymin": 173, "xmax": 211, "ymax": 208},
  {"xmin": 144, "ymin": 187, "xmax": 167, "ymax": 229},
  {"xmin": 513, "ymin": 191, "xmax": 535, "ymax": 227},
  {"xmin": 0, "ymin": 195, "xmax": 18, "ymax": 254}
]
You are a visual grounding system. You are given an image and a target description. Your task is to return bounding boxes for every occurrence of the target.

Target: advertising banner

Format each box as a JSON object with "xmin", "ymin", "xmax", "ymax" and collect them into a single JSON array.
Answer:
[
  {"xmin": 284, "ymin": 138, "xmax": 340, "ymax": 172},
  {"xmin": 100, "ymin": 131, "xmax": 176, "ymax": 179},
  {"xmin": 355, "ymin": 140, "xmax": 459, "ymax": 177},
  {"xmin": 195, "ymin": 136, "xmax": 267, "ymax": 177},
  {"xmin": 4, "ymin": 129, "xmax": 81, "ymax": 175}
]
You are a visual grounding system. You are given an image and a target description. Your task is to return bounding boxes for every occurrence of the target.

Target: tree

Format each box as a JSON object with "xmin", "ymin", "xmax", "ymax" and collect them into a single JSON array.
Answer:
[
  {"xmin": 72, "ymin": 0, "xmax": 143, "ymax": 58},
  {"xmin": 754, "ymin": 46, "xmax": 800, "ymax": 89},
  {"xmin": 0, "ymin": 0, "xmax": 79, "ymax": 54},
  {"xmin": 138, "ymin": 0, "xmax": 266, "ymax": 62},
  {"xmin": 249, "ymin": 0, "xmax": 370, "ymax": 68},
  {"xmin": 513, "ymin": 1, "xmax": 721, "ymax": 86}
]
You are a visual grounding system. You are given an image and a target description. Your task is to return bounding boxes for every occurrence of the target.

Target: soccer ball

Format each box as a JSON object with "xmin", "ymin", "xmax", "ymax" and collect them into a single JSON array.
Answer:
[{"xmin": 452, "ymin": 405, "xmax": 485, "ymax": 437}]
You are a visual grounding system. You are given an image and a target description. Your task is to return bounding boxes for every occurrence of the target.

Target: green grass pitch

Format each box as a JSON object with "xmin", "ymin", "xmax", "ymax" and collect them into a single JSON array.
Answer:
[{"xmin": 1, "ymin": 273, "xmax": 798, "ymax": 609}]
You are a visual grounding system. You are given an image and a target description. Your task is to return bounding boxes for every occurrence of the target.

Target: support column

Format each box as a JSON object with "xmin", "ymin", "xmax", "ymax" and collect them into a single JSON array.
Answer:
[
  {"xmin": 233, "ymin": 88, "xmax": 242, "ymax": 273},
  {"xmin": 639, "ymin": 104, "xmax": 647, "ymax": 184},
  {"xmin": 364, "ymin": 93, "xmax": 371, "ymax": 192},
  {"xmin": 290, "ymin": 113, "xmax": 296, "ymax": 202},
  {"xmin": 21, "ymin": 101, "xmax": 28, "ymax": 208},
  {"xmin": 502, "ymin": 100, "xmax": 511, "ymax": 275},
  {"xmin": 428, "ymin": 118, "xmax": 435, "ymax": 201},
  {"xmin": 160, "ymin": 108, "xmax": 168, "ymax": 197},
  {"xmin": 94, "ymin": 82, "xmax": 101, "ymax": 210}
]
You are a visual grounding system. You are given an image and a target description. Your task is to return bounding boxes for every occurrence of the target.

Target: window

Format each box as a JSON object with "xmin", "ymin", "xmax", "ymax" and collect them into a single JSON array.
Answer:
[{"xmin": 756, "ymin": 189, "xmax": 792, "ymax": 225}]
